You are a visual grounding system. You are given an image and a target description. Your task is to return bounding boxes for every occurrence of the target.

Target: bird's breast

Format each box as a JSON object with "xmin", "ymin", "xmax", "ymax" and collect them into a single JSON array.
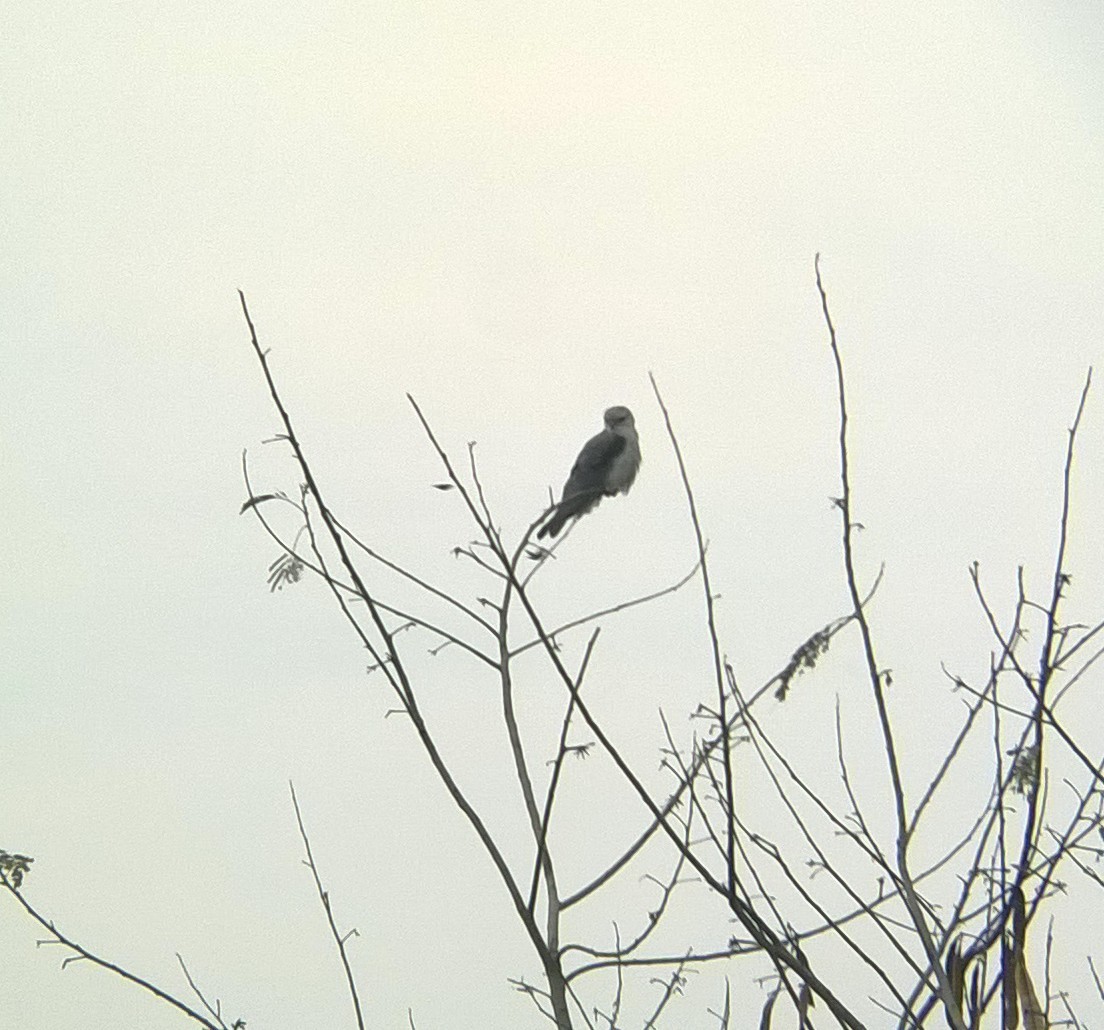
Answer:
[{"xmin": 605, "ymin": 437, "xmax": 640, "ymax": 495}]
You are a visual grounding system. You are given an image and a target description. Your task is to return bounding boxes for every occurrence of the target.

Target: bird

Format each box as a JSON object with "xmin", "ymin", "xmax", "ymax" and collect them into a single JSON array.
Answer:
[{"xmin": 537, "ymin": 406, "xmax": 641, "ymax": 539}]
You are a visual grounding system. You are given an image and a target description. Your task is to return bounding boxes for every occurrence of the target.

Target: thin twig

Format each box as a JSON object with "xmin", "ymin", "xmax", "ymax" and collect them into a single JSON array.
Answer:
[
  {"xmin": 289, "ymin": 781, "xmax": 366, "ymax": 1030},
  {"xmin": 815, "ymin": 254, "xmax": 965, "ymax": 1030},
  {"xmin": 0, "ymin": 875, "xmax": 223, "ymax": 1030}
]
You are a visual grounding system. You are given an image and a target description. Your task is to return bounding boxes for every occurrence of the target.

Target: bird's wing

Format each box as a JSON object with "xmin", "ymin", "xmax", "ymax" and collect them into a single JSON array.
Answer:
[
  {"xmin": 562, "ymin": 429, "xmax": 626, "ymax": 499},
  {"xmin": 537, "ymin": 429, "xmax": 630, "ymax": 539}
]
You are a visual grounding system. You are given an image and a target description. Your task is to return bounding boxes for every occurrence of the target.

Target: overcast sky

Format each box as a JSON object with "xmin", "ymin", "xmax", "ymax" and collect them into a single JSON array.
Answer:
[{"xmin": 3, "ymin": 2, "xmax": 1104, "ymax": 1027}]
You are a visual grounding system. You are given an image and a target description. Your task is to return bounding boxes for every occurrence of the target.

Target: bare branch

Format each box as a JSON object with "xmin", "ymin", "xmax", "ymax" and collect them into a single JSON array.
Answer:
[
  {"xmin": 289, "ymin": 781, "xmax": 366, "ymax": 1030},
  {"xmin": 0, "ymin": 873, "xmax": 226, "ymax": 1030}
]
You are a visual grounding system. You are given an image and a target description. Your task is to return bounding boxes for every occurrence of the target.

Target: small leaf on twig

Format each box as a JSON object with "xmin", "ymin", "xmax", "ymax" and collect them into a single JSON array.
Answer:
[
  {"xmin": 267, "ymin": 553, "xmax": 304, "ymax": 591},
  {"xmin": 1017, "ymin": 952, "xmax": 1046, "ymax": 1030},
  {"xmin": 1002, "ymin": 936, "xmax": 1019, "ymax": 1028},
  {"xmin": 946, "ymin": 937, "xmax": 966, "ymax": 1026},
  {"xmin": 1009, "ymin": 744, "xmax": 1040, "ymax": 794},
  {"xmin": 797, "ymin": 982, "xmax": 814, "ymax": 1026},
  {"xmin": 0, "ymin": 850, "xmax": 34, "ymax": 889},
  {"xmin": 241, "ymin": 494, "xmax": 279, "ymax": 514},
  {"xmin": 431, "ymin": 483, "xmax": 454, "ymax": 491},
  {"xmin": 775, "ymin": 630, "xmax": 832, "ymax": 700},
  {"xmin": 758, "ymin": 988, "xmax": 779, "ymax": 1030},
  {"xmin": 968, "ymin": 964, "xmax": 982, "ymax": 1023}
]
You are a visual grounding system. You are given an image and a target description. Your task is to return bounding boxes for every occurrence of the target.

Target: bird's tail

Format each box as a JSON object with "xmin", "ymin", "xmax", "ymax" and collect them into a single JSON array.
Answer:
[
  {"xmin": 537, "ymin": 510, "xmax": 569, "ymax": 540},
  {"xmin": 537, "ymin": 490, "xmax": 603, "ymax": 540}
]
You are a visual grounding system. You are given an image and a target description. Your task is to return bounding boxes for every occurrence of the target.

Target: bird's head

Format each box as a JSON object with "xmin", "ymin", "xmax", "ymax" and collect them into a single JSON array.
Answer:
[{"xmin": 603, "ymin": 406, "xmax": 635, "ymax": 431}]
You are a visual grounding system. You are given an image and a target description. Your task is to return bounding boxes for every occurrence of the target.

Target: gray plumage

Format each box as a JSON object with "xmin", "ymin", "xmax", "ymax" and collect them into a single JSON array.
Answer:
[{"xmin": 537, "ymin": 406, "xmax": 641, "ymax": 539}]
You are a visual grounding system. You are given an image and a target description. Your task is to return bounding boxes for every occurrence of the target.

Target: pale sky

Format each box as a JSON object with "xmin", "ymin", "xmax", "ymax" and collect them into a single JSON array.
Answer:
[{"xmin": 3, "ymin": 2, "xmax": 1104, "ymax": 1027}]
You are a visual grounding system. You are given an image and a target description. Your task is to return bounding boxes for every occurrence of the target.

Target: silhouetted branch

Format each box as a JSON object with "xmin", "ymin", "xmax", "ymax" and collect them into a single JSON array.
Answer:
[
  {"xmin": 0, "ymin": 870, "xmax": 228, "ymax": 1030},
  {"xmin": 289, "ymin": 781, "xmax": 366, "ymax": 1030}
]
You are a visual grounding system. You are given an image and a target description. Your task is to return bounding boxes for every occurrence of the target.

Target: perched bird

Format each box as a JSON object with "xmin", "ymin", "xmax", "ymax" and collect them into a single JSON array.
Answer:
[{"xmin": 537, "ymin": 406, "xmax": 641, "ymax": 539}]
